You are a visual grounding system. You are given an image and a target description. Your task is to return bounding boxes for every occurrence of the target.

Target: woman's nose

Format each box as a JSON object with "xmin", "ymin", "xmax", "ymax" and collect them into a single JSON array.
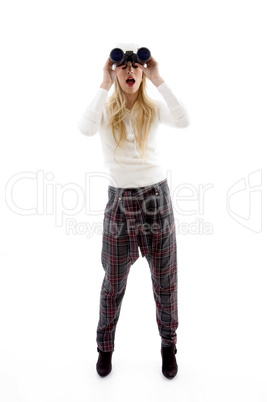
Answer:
[{"xmin": 127, "ymin": 62, "xmax": 133, "ymax": 71}]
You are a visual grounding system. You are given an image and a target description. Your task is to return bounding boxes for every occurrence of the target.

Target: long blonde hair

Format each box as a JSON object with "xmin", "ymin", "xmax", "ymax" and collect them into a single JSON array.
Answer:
[{"xmin": 105, "ymin": 73, "xmax": 159, "ymax": 165}]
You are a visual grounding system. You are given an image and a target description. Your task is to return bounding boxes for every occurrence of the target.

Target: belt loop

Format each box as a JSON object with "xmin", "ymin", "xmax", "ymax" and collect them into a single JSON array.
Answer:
[
  {"xmin": 157, "ymin": 183, "xmax": 163, "ymax": 195},
  {"xmin": 154, "ymin": 185, "xmax": 159, "ymax": 195},
  {"xmin": 118, "ymin": 189, "xmax": 123, "ymax": 201}
]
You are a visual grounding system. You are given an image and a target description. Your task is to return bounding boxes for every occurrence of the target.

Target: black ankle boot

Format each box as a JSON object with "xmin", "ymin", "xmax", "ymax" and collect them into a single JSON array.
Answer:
[
  {"xmin": 161, "ymin": 344, "xmax": 178, "ymax": 379},
  {"xmin": 96, "ymin": 347, "xmax": 113, "ymax": 377}
]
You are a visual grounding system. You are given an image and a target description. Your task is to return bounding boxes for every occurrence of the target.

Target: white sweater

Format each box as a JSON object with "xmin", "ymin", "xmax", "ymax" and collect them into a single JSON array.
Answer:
[{"xmin": 78, "ymin": 82, "xmax": 190, "ymax": 188}]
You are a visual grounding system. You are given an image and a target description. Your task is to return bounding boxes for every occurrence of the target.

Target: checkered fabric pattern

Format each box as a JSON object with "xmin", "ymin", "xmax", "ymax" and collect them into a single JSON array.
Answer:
[{"xmin": 96, "ymin": 178, "xmax": 178, "ymax": 352}]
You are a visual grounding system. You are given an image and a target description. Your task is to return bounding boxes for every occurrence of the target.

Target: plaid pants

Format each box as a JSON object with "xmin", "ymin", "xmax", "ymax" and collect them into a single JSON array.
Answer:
[{"xmin": 96, "ymin": 178, "xmax": 178, "ymax": 352}]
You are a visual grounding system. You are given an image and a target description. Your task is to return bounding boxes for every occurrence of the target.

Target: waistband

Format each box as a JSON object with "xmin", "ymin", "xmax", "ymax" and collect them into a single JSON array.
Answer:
[{"xmin": 108, "ymin": 178, "xmax": 169, "ymax": 198}]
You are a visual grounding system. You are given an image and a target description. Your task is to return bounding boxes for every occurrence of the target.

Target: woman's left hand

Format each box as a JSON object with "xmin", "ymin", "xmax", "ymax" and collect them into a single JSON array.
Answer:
[{"xmin": 135, "ymin": 56, "xmax": 164, "ymax": 86}]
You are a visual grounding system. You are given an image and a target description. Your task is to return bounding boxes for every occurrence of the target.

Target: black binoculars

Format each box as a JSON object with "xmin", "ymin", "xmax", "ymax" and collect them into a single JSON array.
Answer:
[{"xmin": 110, "ymin": 47, "xmax": 151, "ymax": 69}]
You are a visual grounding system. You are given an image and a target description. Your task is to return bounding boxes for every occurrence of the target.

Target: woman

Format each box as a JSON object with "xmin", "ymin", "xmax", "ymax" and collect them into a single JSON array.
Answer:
[{"xmin": 78, "ymin": 43, "xmax": 190, "ymax": 379}]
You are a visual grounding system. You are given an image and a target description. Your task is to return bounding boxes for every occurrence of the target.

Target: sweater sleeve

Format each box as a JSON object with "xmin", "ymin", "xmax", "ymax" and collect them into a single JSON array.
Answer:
[
  {"xmin": 156, "ymin": 82, "xmax": 190, "ymax": 128},
  {"xmin": 78, "ymin": 88, "xmax": 109, "ymax": 136}
]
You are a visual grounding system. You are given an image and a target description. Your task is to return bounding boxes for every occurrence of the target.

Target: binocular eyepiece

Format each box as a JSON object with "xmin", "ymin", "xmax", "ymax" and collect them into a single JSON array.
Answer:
[{"xmin": 110, "ymin": 47, "xmax": 151, "ymax": 69}]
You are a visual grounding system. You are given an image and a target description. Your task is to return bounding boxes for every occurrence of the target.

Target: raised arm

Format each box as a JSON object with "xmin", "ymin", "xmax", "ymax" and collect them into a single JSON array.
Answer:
[
  {"xmin": 156, "ymin": 82, "xmax": 190, "ymax": 128},
  {"xmin": 135, "ymin": 56, "xmax": 190, "ymax": 128},
  {"xmin": 77, "ymin": 88, "xmax": 109, "ymax": 137},
  {"xmin": 77, "ymin": 56, "xmax": 127, "ymax": 136}
]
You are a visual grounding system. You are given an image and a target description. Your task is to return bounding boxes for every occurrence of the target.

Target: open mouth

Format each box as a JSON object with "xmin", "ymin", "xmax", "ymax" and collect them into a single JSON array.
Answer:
[{"xmin": 126, "ymin": 78, "xmax": 135, "ymax": 87}]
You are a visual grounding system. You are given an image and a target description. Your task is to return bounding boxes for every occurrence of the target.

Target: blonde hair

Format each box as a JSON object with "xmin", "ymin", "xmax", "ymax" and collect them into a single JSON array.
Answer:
[{"xmin": 105, "ymin": 73, "xmax": 159, "ymax": 165}]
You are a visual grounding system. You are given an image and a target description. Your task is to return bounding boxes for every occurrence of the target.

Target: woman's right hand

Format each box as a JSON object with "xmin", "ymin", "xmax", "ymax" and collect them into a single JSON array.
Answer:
[{"xmin": 101, "ymin": 57, "xmax": 126, "ymax": 90}]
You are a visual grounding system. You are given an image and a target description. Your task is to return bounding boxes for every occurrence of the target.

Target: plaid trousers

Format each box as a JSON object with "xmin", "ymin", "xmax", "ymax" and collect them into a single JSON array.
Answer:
[{"xmin": 96, "ymin": 178, "xmax": 178, "ymax": 352}]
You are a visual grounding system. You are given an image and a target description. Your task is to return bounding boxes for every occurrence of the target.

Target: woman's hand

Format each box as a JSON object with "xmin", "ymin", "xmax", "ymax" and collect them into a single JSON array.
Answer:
[
  {"xmin": 101, "ymin": 57, "xmax": 126, "ymax": 90},
  {"xmin": 135, "ymin": 56, "xmax": 164, "ymax": 87}
]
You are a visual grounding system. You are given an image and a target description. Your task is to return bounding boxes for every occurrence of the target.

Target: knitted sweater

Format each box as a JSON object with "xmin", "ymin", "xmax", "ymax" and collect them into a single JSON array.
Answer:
[{"xmin": 78, "ymin": 81, "xmax": 190, "ymax": 188}]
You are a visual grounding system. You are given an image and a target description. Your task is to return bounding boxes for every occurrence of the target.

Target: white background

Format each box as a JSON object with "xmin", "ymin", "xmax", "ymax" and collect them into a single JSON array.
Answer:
[{"xmin": 0, "ymin": 0, "xmax": 266, "ymax": 401}]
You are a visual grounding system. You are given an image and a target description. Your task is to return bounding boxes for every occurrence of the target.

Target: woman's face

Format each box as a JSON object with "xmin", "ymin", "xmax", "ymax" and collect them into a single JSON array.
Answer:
[{"xmin": 116, "ymin": 61, "xmax": 143, "ymax": 95}]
